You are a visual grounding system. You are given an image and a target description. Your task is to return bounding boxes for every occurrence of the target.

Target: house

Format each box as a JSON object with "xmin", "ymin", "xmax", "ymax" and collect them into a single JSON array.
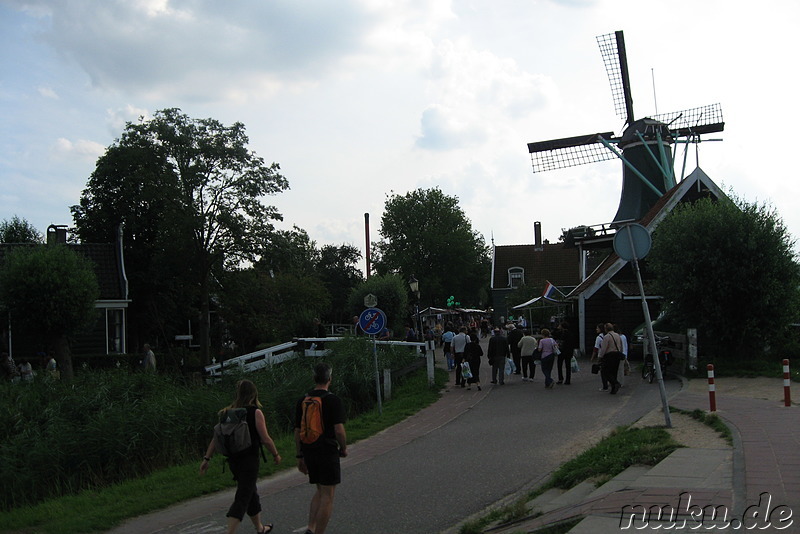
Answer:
[
  {"xmin": 565, "ymin": 167, "xmax": 726, "ymax": 353},
  {"xmin": 491, "ymin": 222, "xmax": 582, "ymax": 325},
  {"xmin": 0, "ymin": 225, "xmax": 130, "ymax": 360}
]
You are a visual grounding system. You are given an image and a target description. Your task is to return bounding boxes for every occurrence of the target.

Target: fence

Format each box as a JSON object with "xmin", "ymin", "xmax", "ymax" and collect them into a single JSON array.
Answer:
[{"xmin": 203, "ymin": 337, "xmax": 435, "ymax": 398}]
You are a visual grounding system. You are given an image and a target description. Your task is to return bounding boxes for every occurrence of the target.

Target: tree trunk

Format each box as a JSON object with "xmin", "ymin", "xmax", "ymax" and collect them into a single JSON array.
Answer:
[{"xmin": 200, "ymin": 273, "xmax": 211, "ymax": 364}]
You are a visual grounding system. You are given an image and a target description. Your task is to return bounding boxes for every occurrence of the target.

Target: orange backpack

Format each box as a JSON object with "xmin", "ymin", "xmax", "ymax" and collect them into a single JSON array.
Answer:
[{"xmin": 300, "ymin": 393, "xmax": 327, "ymax": 445}]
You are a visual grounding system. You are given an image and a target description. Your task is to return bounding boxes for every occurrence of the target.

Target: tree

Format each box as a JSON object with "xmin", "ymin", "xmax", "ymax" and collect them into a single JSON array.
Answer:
[
  {"xmin": 649, "ymin": 196, "xmax": 800, "ymax": 360},
  {"xmin": 0, "ymin": 216, "xmax": 42, "ymax": 243},
  {"xmin": 347, "ymin": 274, "xmax": 409, "ymax": 335},
  {"xmin": 316, "ymin": 244, "xmax": 363, "ymax": 323},
  {"xmin": 72, "ymin": 108, "xmax": 288, "ymax": 362},
  {"xmin": 0, "ymin": 245, "xmax": 99, "ymax": 380},
  {"xmin": 372, "ymin": 188, "xmax": 490, "ymax": 309}
]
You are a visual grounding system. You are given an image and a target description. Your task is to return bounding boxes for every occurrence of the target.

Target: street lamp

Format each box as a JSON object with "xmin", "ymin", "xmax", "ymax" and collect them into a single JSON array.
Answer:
[{"xmin": 408, "ymin": 275, "xmax": 421, "ymax": 341}]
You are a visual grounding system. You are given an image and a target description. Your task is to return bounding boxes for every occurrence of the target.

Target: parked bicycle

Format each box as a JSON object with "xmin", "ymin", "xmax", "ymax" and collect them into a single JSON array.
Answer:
[{"xmin": 642, "ymin": 334, "xmax": 674, "ymax": 383}]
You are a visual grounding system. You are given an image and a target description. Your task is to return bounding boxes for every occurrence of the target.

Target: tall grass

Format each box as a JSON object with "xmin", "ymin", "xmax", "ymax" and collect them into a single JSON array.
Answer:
[{"xmin": 0, "ymin": 338, "xmax": 419, "ymax": 511}]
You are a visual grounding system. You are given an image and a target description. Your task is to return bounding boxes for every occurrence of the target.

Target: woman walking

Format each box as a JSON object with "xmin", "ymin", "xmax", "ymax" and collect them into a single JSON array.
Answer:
[
  {"xmin": 200, "ymin": 379, "xmax": 282, "ymax": 533},
  {"xmin": 537, "ymin": 329, "xmax": 558, "ymax": 389},
  {"xmin": 464, "ymin": 332, "xmax": 484, "ymax": 390}
]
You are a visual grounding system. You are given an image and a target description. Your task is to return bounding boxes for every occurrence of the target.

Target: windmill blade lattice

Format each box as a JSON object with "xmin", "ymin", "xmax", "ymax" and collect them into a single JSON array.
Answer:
[
  {"xmin": 528, "ymin": 132, "xmax": 616, "ymax": 173},
  {"xmin": 652, "ymin": 103, "xmax": 725, "ymax": 137},
  {"xmin": 597, "ymin": 31, "xmax": 634, "ymax": 124}
]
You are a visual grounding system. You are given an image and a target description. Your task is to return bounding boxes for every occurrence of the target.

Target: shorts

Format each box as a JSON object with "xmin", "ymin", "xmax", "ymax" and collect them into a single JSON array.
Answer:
[{"xmin": 304, "ymin": 449, "xmax": 341, "ymax": 486}]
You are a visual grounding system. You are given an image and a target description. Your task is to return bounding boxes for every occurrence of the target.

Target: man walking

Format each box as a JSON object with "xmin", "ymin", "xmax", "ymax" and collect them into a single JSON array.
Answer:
[
  {"xmin": 488, "ymin": 327, "xmax": 510, "ymax": 385},
  {"xmin": 451, "ymin": 327, "xmax": 469, "ymax": 387},
  {"xmin": 295, "ymin": 363, "xmax": 347, "ymax": 534}
]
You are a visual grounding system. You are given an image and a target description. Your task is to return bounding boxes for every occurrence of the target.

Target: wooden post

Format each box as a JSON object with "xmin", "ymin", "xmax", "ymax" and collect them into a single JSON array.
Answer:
[
  {"xmin": 383, "ymin": 368, "xmax": 392, "ymax": 401},
  {"xmin": 426, "ymin": 341, "xmax": 435, "ymax": 387},
  {"xmin": 707, "ymin": 364, "xmax": 716, "ymax": 412}
]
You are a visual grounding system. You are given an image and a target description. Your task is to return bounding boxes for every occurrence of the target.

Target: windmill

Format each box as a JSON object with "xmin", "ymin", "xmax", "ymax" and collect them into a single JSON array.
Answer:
[{"xmin": 527, "ymin": 31, "xmax": 724, "ymax": 222}]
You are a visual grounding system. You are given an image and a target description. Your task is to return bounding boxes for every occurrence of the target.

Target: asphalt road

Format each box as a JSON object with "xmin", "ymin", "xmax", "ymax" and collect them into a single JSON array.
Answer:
[{"xmin": 110, "ymin": 347, "xmax": 681, "ymax": 534}]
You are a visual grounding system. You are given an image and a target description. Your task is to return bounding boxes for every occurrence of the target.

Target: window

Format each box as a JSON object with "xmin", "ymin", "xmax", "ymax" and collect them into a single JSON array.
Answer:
[
  {"xmin": 508, "ymin": 267, "xmax": 524, "ymax": 288},
  {"xmin": 106, "ymin": 308, "xmax": 125, "ymax": 354}
]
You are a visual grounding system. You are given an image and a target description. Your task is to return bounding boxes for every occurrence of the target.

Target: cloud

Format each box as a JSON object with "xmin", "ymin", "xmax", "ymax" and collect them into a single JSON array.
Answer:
[
  {"xmin": 37, "ymin": 86, "xmax": 59, "ymax": 99},
  {"xmin": 416, "ymin": 39, "xmax": 558, "ymax": 150},
  {"xmin": 106, "ymin": 105, "xmax": 151, "ymax": 133},
  {"xmin": 52, "ymin": 137, "xmax": 106, "ymax": 160}
]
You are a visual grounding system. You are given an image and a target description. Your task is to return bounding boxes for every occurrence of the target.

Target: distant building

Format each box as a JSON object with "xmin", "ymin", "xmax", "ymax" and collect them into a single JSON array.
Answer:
[{"xmin": 0, "ymin": 225, "xmax": 130, "ymax": 359}]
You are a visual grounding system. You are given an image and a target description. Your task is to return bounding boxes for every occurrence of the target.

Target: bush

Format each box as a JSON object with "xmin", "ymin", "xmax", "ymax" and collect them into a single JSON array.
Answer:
[{"xmin": 0, "ymin": 337, "xmax": 420, "ymax": 510}]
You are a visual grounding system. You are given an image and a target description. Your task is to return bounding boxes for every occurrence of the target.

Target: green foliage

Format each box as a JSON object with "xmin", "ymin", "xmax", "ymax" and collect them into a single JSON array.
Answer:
[
  {"xmin": 372, "ymin": 187, "xmax": 490, "ymax": 309},
  {"xmin": 0, "ymin": 245, "xmax": 100, "ymax": 378},
  {"xmin": 0, "ymin": 338, "xmax": 420, "ymax": 511},
  {"xmin": 72, "ymin": 108, "xmax": 289, "ymax": 361},
  {"xmin": 650, "ymin": 195, "xmax": 800, "ymax": 360},
  {"xmin": 347, "ymin": 274, "xmax": 410, "ymax": 335},
  {"xmin": 0, "ymin": 215, "xmax": 42, "ymax": 244}
]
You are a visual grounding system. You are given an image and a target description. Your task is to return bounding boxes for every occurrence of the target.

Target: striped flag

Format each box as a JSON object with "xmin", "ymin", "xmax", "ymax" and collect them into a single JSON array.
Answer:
[{"xmin": 542, "ymin": 281, "xmax": 562, "ymax": 301}]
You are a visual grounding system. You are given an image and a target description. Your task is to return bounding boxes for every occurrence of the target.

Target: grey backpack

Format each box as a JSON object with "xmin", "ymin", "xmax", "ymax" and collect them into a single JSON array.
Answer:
[{"xmin": 213, "ymin": 408, "xmax": 252, "ymax": 457}]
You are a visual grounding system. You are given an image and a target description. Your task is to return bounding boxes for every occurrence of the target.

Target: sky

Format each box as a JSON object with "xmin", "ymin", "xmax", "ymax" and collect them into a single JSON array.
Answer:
[{"xmin": 2, "ymin": 0, "xmax": 799, "ymax": 277}]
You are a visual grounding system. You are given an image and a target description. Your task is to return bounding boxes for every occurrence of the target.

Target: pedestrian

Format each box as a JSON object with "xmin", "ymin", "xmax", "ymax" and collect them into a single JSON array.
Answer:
[
  {"xmin": 142, "ymin": 343, "xmax": 156, "ymax": 373},
  {"xmin": 45, "ymin": 352, "xmax": 59, "ymax": 379},
  {"xmin": 2, "ymin": 352, "xmax": 18, "ymax": 382},
  {"xmin": 507, "ymin": 324, "xmax": 523, "ymax": 376},
  {"xmin": 488, "ymin": 327, "xmax": 509, "ymax": 385},
  {"xmin": 18, "ymin": 358, "xmax": 33, "ymax": 382},
  {"xmin": 598, "ymin": 323, "xmax": 624, "ymax": 394},
  {"xmin": 614, "ymin": 324, "xmax": 630, "ymax": 385},
  {"xmin": 554, "ymin": 321, "xmax": 574, "ymax": 385},
  {"xmin": 200, "ymin": 379, "xmax": 282, "ymax": 534},
  {"xmin": 589, "ymin": 324, "xmax": 607, "ymax": 391},
  {"xmin": 464, "ymin": 332, "xmax": 483, "ymax": 391},
  {"xmin": 451, "ymin": 327, "xmax": 469, "ymax": 387},
  {"xmin": 313, "ymin": 318, "xmax": 326, "ymax": 350},
  {"xmin": 518, "ymin": 329, "xmax": 538, "ymax": 381},
  {"xmin": 295, "ymin": 362, "xmax": 348, "ymax": 534},
  {"xmin": 537, "ymin": 329, "xmax": 558, "ymax": 389},
  {"xmin": 441, "ymin": 326, "xmax": 455, "ymax": 370}
]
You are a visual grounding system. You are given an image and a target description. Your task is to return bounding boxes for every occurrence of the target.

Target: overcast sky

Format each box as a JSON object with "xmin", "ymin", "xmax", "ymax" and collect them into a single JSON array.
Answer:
[{"xmin": 2, "ymin": 0, "xmax": 798, "ymax": 275}]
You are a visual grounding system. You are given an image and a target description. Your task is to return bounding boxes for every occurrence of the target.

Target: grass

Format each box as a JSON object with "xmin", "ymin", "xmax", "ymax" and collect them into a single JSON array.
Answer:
[{"xmin": 0, "ymin": 367, "xmax": 448, "ymax": 534}]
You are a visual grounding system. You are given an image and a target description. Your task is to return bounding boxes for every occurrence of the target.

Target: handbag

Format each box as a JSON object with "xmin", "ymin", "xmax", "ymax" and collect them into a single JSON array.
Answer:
[
  {"xmin": 552, "ymin": 339, "xmax": 561, "ymax": 356},
  {"xmin": 591, "ymin": 363, "xmax": 601, "ymax": 374},
  {"xmin": 461, "ymin": 361, "xmax": 473, "ymax": 379}
]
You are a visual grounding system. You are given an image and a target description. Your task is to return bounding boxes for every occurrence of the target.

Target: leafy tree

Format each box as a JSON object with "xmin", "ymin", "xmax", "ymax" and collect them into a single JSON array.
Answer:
[
  {"xmin": 347, "ymin": 274, "xmax": 409, "ymax": 336},
  {"xmin": 0, "ymin": 245, "xmax": 99, "ymax": 380},
  {"xmin": 316, "ymin": 244, "xmax": 363, "ymax": 323},
  {"xmin": 0, "ymin": 216, "xmax": 42, "ymax": 243},
  {"xmin": 72, "ymin": 108, "xmax": 288, "ymax": 362},
  {"xmin": 372, "ymin": 188, "xmax": 490, "ymax": 309},
  {"xmin": 649, "ymin": 195, "xmax": 800, "ymax": 360}
]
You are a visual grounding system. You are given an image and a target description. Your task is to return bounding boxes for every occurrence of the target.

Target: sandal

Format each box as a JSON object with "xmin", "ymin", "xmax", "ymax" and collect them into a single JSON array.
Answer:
[{"xmin": 258, "ymin": 524, "xmax": 274, "ymax": 534}]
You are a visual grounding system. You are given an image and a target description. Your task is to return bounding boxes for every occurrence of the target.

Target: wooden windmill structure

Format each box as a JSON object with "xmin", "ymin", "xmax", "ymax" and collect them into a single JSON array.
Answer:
[{"xmin": 527, "ymin": 31, "xmax": 725, "ymax": 223}]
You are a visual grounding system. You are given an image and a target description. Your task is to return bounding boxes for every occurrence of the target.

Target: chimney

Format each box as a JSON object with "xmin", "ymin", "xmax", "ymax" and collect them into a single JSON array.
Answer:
[{"xmin": 534, "ymin": 221, "xmax": 543, "ymax": 251}]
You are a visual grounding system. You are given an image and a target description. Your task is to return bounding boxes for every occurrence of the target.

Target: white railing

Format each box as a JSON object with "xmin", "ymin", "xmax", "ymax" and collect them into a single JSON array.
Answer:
[{"xmin": 203, "ymin": 337, "xmax": 432, "ymax": 382}]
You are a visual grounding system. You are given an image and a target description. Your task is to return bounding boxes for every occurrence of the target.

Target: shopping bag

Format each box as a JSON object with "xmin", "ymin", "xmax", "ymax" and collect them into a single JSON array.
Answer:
[
  {"xmin": 461, "ymin": 361, "xmax": 473, "ymax": 379},
  {"xmin": 623, "ymin": 359, "xmax": 631, "ymax": 376},
  {"xmin": 504, "ymin": 357, "xmax": 516, "ymax": 375},
  {"xmin": 570, "ymin": 355, "xmax": 580, "ymax": 373}
]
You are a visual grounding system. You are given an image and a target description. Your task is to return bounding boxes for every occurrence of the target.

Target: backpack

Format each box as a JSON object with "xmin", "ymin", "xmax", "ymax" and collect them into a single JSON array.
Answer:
[
  {"xmin": 213, "ymin": 408, "xmax": 252, "ymax": 457},
  {"xmin": 299, "ymin": 392, "xmax": 328, "ymax": 446}
]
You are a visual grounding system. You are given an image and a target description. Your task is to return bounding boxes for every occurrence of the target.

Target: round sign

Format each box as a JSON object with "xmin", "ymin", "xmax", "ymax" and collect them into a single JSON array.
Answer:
[
  {"xmin": 359, "ymin": 307, "xmax": 387, "ymax": 336},
  {"xmin": 363, "ymin": 293, "xmax": 378, "ymax": 308},
  {"xmin": 613, "ymin": 223, "xmax": 652, "ymax": 261}
]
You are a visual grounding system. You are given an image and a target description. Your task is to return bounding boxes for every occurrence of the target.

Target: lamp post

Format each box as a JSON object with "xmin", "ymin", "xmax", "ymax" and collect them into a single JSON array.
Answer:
[{"xmin": 408, "ymin": 275, "xmax": 421, "ymax": 341}]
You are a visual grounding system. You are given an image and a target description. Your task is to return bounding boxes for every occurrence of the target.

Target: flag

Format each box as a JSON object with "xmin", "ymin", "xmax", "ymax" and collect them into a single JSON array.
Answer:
[{"xmin": 542, "ymin": 281, "xmax": 562, "ymax": 301}]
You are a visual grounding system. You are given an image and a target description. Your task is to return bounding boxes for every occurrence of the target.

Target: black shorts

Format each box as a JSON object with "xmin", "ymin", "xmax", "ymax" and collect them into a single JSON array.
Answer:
[{"xmin": 305, "ymin": 450, "xmax": 341, "ymax": 486}]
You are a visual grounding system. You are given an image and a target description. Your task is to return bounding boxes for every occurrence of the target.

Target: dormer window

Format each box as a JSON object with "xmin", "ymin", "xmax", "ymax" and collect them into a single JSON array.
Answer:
[{"xmin": 508, "ymin": 267, "xmax": 524, "ymax": 288}]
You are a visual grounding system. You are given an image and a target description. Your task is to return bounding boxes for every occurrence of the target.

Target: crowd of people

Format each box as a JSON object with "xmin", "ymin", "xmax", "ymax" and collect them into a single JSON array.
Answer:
[{"xmin": 435, "ymin": 318, "xmax": 629, "ymax": 394}]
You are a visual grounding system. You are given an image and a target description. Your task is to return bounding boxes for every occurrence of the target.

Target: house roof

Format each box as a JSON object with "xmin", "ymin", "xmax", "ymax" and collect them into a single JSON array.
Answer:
[
  {"xmin": 565, "ymin": 167, "xmax": 725, "ymax": 300},
  {"xmin": 0, "ymin": 242, "xmax": 128, "ymax": 301},
  {"xmin": 491, "ymin": 242, "xmax": 581, "ymax": 291}
]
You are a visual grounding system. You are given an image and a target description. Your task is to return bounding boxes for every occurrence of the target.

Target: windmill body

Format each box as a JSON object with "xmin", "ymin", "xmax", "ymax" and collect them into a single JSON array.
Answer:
[{"xmin": 527, "ymin": 31, "xmax": 724, "ymax": 225}]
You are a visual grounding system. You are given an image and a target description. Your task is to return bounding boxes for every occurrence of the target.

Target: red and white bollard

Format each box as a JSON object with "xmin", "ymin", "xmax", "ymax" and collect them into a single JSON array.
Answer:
[
  {"xmin": 707, "ymin": 364, "xmax": 716, "ymax": 412},
  {"xmin": 783, "ymin": 359, "xmax": 791, "ymax": 407}
]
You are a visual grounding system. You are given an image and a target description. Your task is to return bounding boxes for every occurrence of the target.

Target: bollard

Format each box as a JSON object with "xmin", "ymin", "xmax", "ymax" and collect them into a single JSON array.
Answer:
[
  {"xmin": 783, "ymin": 359, "xmax": 791, "ymax": 407},
  {"xmin": 707, "ymin": 364, "xmax": 716, "ymax": 412}
]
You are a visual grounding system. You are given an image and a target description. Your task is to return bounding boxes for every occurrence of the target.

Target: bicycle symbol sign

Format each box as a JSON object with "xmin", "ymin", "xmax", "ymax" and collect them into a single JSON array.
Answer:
[{"xmin": 359, "ymin": 308, "xmax": 386, "ymax": 336}]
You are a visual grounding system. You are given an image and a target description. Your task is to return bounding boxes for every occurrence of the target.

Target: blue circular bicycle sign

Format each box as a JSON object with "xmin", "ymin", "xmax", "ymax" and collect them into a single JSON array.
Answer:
[{"xmin": 359, "ymin": 307, "xmax": 387, "ymax": 336}]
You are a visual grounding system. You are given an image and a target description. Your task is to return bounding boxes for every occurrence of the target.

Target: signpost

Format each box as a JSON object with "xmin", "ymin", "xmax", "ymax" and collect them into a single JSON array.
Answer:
[
  {"xmin": 359, "ymin": 307, "xmax": 387, "ymax": 415},
  {"xmin": 613, "ymin": 223, "xmax": 671, "ymax": 428}
]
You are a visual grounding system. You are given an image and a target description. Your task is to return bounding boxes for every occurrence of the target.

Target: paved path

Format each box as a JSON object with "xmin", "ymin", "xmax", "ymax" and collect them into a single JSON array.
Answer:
[{"xmin": 109, "ymin": 343, "xmax": 682, "ymax": 534}]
